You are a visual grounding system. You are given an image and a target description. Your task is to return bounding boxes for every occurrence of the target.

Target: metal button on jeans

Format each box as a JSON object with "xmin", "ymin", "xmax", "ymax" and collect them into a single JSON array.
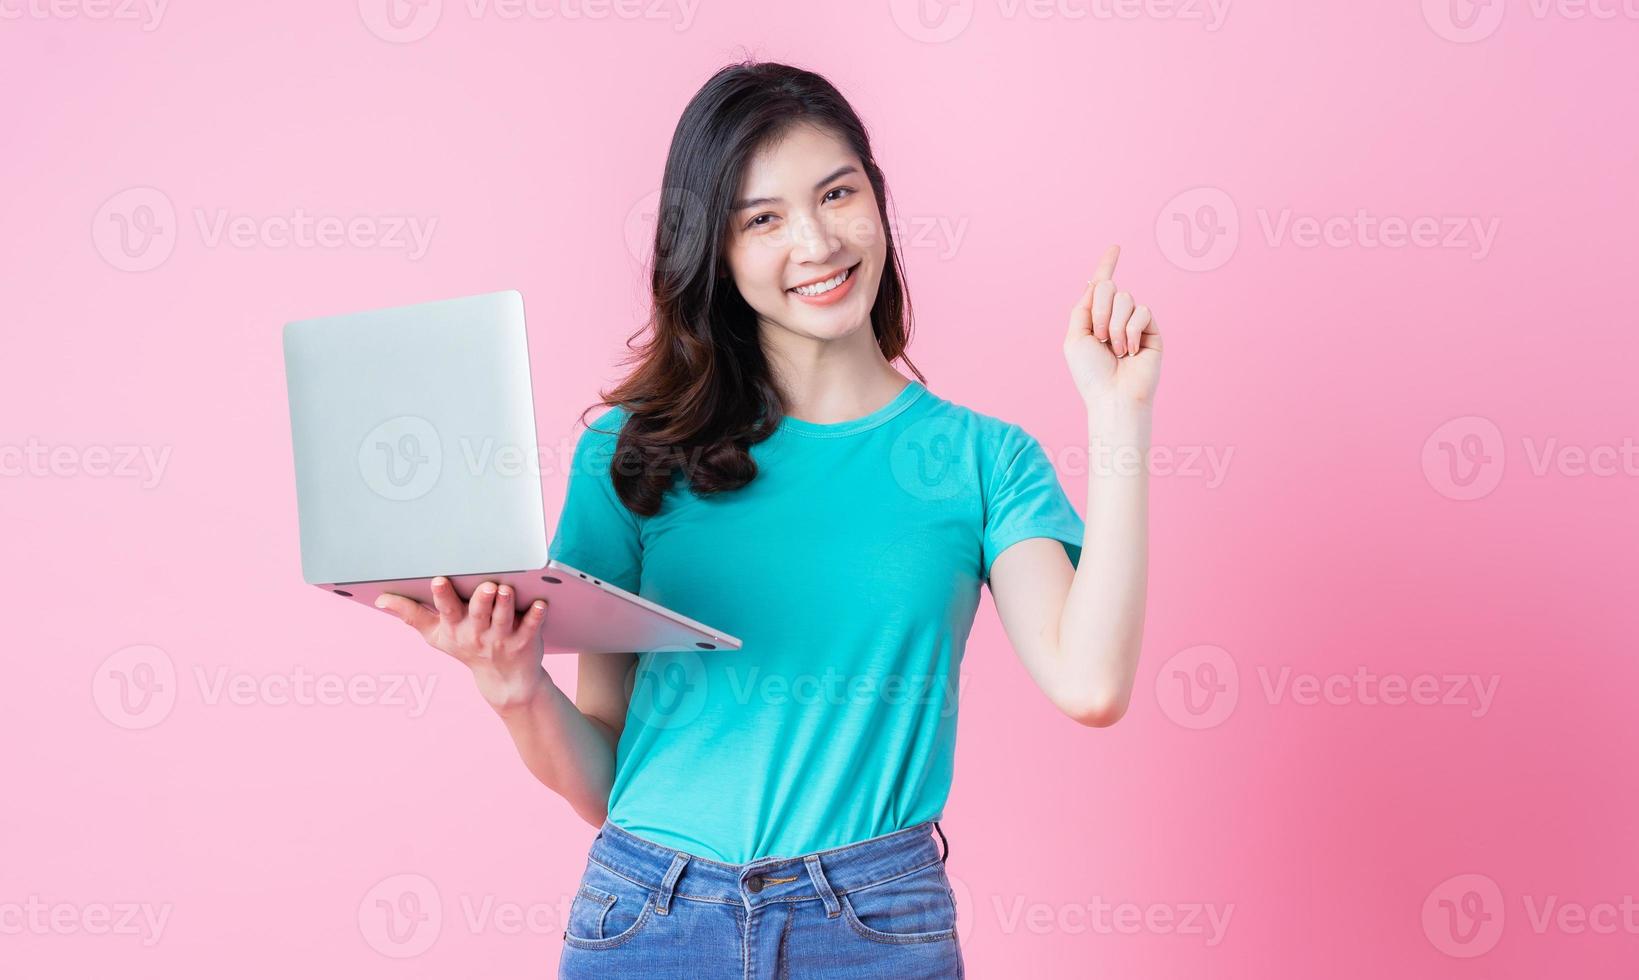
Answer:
[{"xmin": 745, "ymin": 874, "xmax": 764, "ymax": 893}]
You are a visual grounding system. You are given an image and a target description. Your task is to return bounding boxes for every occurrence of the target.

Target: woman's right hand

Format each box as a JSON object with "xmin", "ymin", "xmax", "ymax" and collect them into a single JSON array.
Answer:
[{"xmin": 375, "ymin": 577, "xmax": 551, "ymax": 711}]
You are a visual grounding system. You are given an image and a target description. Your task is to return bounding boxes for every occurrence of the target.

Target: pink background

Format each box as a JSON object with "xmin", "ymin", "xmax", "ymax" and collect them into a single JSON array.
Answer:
[{"xmin": 3, "ymin": 1, "xmax": 1636, "ymax": 976}]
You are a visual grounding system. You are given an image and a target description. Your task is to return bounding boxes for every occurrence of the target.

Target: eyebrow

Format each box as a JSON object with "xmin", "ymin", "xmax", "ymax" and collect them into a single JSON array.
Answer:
[{"xmin": 731, "ymin": 165, "xmax": 859, "ymax": 211}]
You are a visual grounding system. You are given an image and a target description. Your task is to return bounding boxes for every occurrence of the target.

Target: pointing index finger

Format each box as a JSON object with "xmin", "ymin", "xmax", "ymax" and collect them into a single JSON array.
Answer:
[{"xmin": 1091, "ymin": 244, "xmax": 1121, "ymax": 284}]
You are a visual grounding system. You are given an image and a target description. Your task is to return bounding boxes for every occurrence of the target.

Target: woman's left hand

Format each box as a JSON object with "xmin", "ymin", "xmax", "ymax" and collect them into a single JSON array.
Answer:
[{"xmin": 1063, "ymin": 244, "xmax": 1163, "ymax": 409}]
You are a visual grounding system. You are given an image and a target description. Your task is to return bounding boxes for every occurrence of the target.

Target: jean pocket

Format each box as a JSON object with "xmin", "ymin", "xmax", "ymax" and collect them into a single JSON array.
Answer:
[
  {"xmin": 839, "ymin": 862, "xmax": 958, "ymax": 945},
  {"xmin": 562, "ymin": 861, "xmax": 656, "ymax": 950}
]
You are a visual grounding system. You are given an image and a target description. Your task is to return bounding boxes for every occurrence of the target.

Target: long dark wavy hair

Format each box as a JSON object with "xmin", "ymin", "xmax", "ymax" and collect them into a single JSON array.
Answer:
[{"xmin": 578, "ymin": 60, "xmax": 925, "ymax": 518}]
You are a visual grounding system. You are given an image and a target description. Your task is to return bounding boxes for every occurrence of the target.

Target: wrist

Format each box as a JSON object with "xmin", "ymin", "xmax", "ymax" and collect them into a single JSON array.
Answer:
[
  {"xmin": 1085, "ymin": 397, "xmax": 1153, "ymax": 436},
  {"xmin": 482, "ymin": 662, "xmax": 552, "ymax": 718}
]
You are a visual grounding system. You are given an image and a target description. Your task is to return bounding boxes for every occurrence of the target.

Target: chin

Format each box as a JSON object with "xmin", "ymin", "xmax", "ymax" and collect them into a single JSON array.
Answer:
[{"xmin": 791, "ymin": 309, "xmax": 870, "ymax": 342}]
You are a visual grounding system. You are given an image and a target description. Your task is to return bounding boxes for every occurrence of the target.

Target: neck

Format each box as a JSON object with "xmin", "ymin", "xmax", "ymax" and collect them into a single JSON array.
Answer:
[{"xmin": 760, "ymin": 321, "xmax": 909, "ymax": 425}]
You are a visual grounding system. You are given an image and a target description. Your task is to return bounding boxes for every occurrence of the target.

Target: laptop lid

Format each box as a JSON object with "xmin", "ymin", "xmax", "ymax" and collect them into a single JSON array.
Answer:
[{"xmin": 282, "ymin": 289, "xmax": 548, "ymax": 585}]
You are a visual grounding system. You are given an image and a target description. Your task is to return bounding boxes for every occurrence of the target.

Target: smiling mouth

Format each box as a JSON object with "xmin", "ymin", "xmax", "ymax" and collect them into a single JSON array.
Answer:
[{"xmin": 788, "ymin": 262, "xmax": 859, "ymax": 297}]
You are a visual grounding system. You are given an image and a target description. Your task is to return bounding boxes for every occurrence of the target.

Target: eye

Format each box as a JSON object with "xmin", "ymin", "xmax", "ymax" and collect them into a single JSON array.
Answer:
[{"xmin": 742, "ymin": 187, "xmax": 854, "ymax": 231}]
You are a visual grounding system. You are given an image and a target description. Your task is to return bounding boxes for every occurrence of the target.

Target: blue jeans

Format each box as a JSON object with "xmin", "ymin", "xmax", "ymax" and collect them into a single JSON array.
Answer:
[{"xmin": 557, "ymin": 819, "xmax": 963, "ymax": 979}]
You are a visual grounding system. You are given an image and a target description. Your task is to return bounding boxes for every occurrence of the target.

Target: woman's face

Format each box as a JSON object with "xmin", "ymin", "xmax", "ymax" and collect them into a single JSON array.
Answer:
[{"xmin": 723, "ymin": 123, "xmax": 887, "ymax": 346}]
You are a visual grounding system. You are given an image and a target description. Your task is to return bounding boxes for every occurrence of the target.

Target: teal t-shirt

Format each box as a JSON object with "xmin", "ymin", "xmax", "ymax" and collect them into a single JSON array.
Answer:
[{"xmin": 547, "ymin": 379, "xmax": 1084, "ymax": 864}]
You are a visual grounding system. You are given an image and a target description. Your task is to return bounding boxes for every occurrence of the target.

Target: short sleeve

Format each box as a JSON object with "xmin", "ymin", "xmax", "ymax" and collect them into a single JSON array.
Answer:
[
  {"xmin": 981, "ymin": 424, "xmax": 1084, "ymax": 584},
  {"xmin": 547, "ymin": 408, "xmax": 644, "ymax": 593}
]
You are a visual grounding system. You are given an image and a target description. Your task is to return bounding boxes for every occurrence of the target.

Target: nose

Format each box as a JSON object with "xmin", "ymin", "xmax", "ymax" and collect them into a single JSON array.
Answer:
[{"xmin": 788, "ymin": 208, "xmax": 841, "ymax": 262}]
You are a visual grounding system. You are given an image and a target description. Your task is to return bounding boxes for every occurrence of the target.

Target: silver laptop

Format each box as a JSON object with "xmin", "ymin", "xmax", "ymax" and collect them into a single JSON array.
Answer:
[{"xmin": 281, "ymin": 289, "xmax": 741, "ymax": 655}]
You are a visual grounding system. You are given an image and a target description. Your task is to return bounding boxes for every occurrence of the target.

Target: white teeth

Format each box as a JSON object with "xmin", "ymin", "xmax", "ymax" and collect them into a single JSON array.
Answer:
[{"xmin": 792, "ymin": 266, "xmax": 851, "ymax": 297}]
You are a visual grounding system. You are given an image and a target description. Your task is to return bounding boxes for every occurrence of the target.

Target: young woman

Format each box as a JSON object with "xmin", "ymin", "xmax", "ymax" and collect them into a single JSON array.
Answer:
[{"xmin": 376, "ymin": 61, "xmax": 1160, "ymax": 979}]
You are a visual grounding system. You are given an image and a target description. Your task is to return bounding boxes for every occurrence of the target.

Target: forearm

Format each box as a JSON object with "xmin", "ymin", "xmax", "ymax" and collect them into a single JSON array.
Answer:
[
  {"xmin": 1056, "ymin": 397, "xmax": 1152, "ymax": 721},
  {"xmin": 492, "ymin": 677, "xmax": 618, "ymax": 827}
]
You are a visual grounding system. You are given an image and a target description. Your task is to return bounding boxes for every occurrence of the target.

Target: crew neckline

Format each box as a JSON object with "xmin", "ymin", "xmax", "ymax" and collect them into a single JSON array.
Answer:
[{"xmin": 776, "ymin": 379, "xmax": 927, "ymax": 438}]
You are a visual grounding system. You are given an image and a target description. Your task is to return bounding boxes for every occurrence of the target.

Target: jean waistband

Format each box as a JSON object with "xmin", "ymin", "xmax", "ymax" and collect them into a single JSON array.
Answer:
[{"xmin": 585, "ymin": 820, "xmax": 948, "ymax": 915}]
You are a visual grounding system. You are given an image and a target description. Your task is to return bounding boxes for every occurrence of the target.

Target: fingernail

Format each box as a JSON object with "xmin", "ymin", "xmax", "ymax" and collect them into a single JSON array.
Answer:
[{"xmin": 373, "ymin": 597, "xmax": 387, "ymax": 608}]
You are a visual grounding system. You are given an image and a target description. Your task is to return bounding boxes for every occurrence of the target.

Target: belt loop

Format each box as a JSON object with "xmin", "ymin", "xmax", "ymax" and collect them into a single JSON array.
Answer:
[
  {"xmin": 654, "ymin": 852, "xmax": 688, "ymax": 916},
  {"xmin": 933, "ymin": 821, "xmax": 949, "ymax": 865},
  {"xmin": 803, "ymin": 853, "xmax": 841, "ymax": 918}
]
